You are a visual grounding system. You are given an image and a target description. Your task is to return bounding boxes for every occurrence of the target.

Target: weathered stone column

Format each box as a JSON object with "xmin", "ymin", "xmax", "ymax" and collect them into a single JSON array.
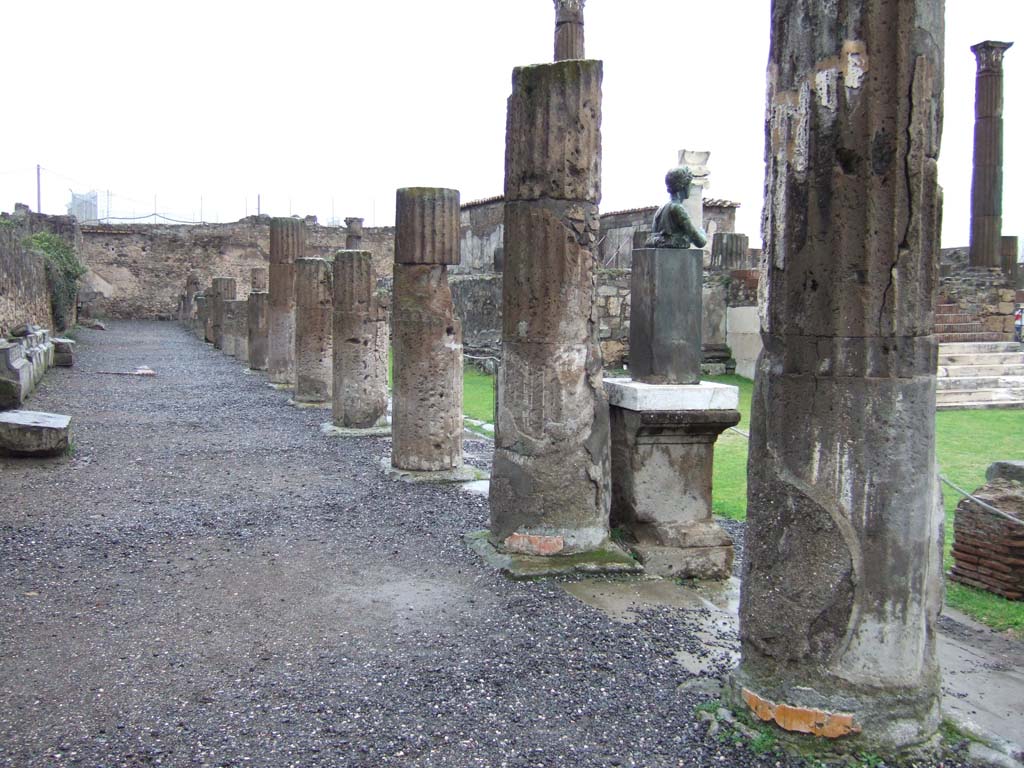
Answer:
[
  {"xmin": 251, "ymin": 267, "xmax": 268, "ymax": 293},
  {"xmin": 248, "ymin": 292, "xmax": 269, "ymax": 371},
  {"xmin": 181, "ymin": 271, "xmax": 202, "ymax": 324},
  {"xmin": 711, "ymin": 232, "xmax": 751, "ymax": 270},
  {"xmin": 221, "ymin": 299, "xmax": 241, "ymax": 358},
  {"xmin": 391, "ymin": 188, "xmax": 464, "ymax": 471},
  {"xmin": 345, "ymin": 217, "xmax": 364, "ymax": 249},
  {"xmin": 194, "ymin": 295, "xmax": 208, "ymax": 339},
  {"xmin": 268, "ymin": 218, "xmax": 305, "ymax": 385},
  {"xmin": 293, "ymin": 257, "xmax": 333, "ymax": 405},
  {"xmin": 553, "ymin": 0, "xmax": 585, "ymax": 61},
  {"xmin": 489, "ymin": 60, "xmax": 611, "ymax": 555},
  {"xmin": 735, "ymin": 0, "xmax": 944, "ymax": 750},
  {"xmin": 970, "ymin": 41, "xmax": 1013, "ymax": 267},
  {"xmin": 332, "ymin": 251, "xmax": 389, "ymax": 428},
  {"xmin": 210, "ymin": 277, "xmax": 237, "ymax": 351}
]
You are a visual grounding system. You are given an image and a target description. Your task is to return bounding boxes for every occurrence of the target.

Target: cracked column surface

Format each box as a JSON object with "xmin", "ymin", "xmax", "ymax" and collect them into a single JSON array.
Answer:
[
  {"xmin": 268, "ymin": 218, "xmax": 306, "ymax": 385},
  {"xmin": 391, "ymin": 188, "xmax": 464, "ymax": 471},
  {"xmin": 293, "ymin": 257, "xmax": 333, "ymax": 404},
  {"xmin": 332, "ymin": 251, "xmax": 389, "ymax": 428},
  {"xmin": 970, "ymin": 40, "xmax": 1013, "ymax": 267},
  {"xmin": 488, "ymin": 60, "xmax": 610, "ymax": 556},
  {"xmin": 734, "ymin": 0, "xmax": 945, "ymax": 751}
]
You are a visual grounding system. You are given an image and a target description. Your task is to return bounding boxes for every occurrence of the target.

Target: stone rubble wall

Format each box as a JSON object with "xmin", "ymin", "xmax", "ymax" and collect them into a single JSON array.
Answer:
[
  {"xmin": 0, "ymin": 328, "xmax": 57, "ymax": 410},
  {"xmin": 940, "ymin": 247, "xmax": 1018, "ymax": 336},
  {"xmin": 0, "ymin": 205, "xmax": 81, "ymax": 334},
  {"xmin": 78, "ymin": 217, "xmax": 394, "ymax": 320}
]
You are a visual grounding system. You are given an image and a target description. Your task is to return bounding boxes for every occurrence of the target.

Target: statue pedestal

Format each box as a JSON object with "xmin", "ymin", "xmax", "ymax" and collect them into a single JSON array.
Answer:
[
  {"xmin": 630, "ymin": 248, "xmax": 703, "ymax": 385},
  {"xmin": 605, "ymin": 378, "xmax": 739, "ymax": 578}
]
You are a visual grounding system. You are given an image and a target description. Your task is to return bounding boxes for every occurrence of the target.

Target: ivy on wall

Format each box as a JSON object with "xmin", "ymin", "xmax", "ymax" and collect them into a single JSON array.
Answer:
[{"xmin": 24, "ymin": 232, "xmax": 85, "ymax": 332}]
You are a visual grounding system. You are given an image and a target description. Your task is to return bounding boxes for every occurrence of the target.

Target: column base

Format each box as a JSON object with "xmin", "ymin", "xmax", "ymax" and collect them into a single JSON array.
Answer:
[{"xmin": 465, "ymin": 531, "xmax": 642, "ymax": 580}]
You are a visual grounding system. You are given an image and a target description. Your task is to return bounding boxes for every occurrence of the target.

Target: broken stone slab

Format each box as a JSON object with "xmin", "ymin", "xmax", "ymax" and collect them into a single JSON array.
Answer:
[
  {"xmin": 52, "ymin": 338, "xmax": 75, "ymax": 367},
  {"xmin": 987, "ymin": 461, "xmax": 1024, "ymax": 484},
  {"xmin": 0, "ymin": 410, "xmax": 71, "ymax": 456},
  {"xmin": 465, "ymin": 530, "xmax": 641, "ymax": 580},
  {"xmin": 0, "ymin": 341, "xmax": 31, "ymax": 408}
]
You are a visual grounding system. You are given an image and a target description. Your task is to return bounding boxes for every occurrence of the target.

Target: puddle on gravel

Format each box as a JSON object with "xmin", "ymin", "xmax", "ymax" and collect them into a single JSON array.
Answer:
[{"xmin": 562, "ymin": 577, "xmax": 740, "ymax": 675}]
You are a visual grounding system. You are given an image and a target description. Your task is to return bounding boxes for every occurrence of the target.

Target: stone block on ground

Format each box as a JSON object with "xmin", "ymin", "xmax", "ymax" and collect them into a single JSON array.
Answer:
[
  {"xmin": 988, "ymin": 461, "xmax": 1024, "ymax": 484},
  {"xmin": 0, "ymin": 410, "xmax": 71, "ymax": 456},
  {"xmin": 52, "ymin": 338, "xmax": 75, "ymax": 367}
]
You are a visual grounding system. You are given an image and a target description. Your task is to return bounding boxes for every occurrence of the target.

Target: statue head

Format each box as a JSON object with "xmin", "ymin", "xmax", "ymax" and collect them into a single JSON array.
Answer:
[{"xmin": 665, "ymin": 167, "xmax": 694, "ymax": 197}]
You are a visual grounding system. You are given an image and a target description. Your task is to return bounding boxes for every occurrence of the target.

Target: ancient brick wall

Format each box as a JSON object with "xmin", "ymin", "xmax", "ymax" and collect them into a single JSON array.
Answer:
[
  {"xmin": 0, "ymin": 205, "xmax": 81, "ymax": 334},
  {"xmin": 78, "ymin": 217, "xmax": 395, "ymax": 319},
  {"xmin": 595, "ymin": 269, "xmax": 630, "ymax": 366}
]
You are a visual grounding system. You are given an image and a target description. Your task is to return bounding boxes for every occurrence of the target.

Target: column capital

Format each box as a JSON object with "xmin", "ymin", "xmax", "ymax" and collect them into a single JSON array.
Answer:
[{"xmin": 972, "ymin": 40, "xmax": 1013, "ymax": 73}]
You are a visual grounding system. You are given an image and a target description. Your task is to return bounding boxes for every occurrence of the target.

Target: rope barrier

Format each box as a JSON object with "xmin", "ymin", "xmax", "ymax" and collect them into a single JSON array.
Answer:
[{"xmin": 721, "ymin": 425, "xmax": 1021, "ymax": 527}]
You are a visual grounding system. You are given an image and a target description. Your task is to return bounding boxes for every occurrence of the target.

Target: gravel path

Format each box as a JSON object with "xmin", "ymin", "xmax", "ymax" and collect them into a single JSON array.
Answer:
[{"xmin": 0, "ymin": 321, "xmax": 974, "ymax": 768}]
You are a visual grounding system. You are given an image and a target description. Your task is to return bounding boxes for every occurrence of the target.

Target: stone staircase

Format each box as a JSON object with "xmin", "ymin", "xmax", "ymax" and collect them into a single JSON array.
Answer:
[{"xmin": 935, "ymin": 301, "xmax": 1023, "ymax": 410}]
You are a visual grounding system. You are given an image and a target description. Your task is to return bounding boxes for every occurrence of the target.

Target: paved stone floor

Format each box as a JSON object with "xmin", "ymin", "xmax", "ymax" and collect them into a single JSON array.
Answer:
[{"xmin": 0, "ymin": 320, "xmax": 1017, "ymax": 768}]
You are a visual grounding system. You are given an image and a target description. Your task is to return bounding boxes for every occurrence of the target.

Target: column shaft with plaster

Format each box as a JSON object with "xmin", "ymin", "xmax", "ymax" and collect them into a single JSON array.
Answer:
[
  {"xmin": 391, "ymin": 188, "xmax": 464, "ymax": 471},
  {"xmin": 209, "ymin": 278, "xmax": 236, "ymax": 351},
  {"xmin": 489, "ymin": 60, "xmax": 611, "ymax": 556},
  {"xmin": 268, "ymin": 218, "xmax": 305, "ymax": 385},
  {"xmin": 293, "ymin": 257, "xmax": 333, "ymax": 404},
  {"xmin": 248, "ymin": 292, "xmax": 269, "ymax": 371},
  {"xmin": 332, "ymin": 251, "xmax": 389, "ymax": 428},
  {"xmin": 735, "ymin": 0, "xmax": 945, "ymax": 750},
  {"xmin": 553, "ymin": 0, "xmax": 585, "ymax": 61}
]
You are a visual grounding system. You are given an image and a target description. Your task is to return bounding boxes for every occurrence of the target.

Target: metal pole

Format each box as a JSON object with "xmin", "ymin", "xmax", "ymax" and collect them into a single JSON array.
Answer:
[{"xmin": 36, "ymin": 165, "xmax": 41, "ymax": 213}]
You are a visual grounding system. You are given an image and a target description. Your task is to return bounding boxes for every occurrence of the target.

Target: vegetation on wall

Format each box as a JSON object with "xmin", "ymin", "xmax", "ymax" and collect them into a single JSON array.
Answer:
[{"xmin": 25, "ymin": 232, "xmax": 85, "ymax": 331}]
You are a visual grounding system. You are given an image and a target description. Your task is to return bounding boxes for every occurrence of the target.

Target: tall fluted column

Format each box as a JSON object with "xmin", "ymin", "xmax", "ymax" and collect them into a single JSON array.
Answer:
[
  {"xmin": 267, "ymin": 218, "xmax": 306, "ymax": 385},
  {"xmin": 293, "ymin": 258, "xmax": 333, "ymax": 404},
  {"xmin": 391, "ymin": 188, "xmax": 464, "ymax": 472},
  {"xmin": 332, "ymin": 251, "xmax": 389, "ymax": 428},
  {"xmin": 553, "ymin": 0, "xmax": 586, "ymax": 61},
  {"xmin": 248, "ymin": 291, "xmax": 269, "ymax": 371},
  {"xmin": 970, "ymin": 40, "xmax": 1013, "ymax": 267},
  {"xmin": 735, "ymin": 0, "xmax": 944, "ymax": 751},
  {"xmin": 489, "ymin": 60, "xmax": 609, "ymax": 556}
]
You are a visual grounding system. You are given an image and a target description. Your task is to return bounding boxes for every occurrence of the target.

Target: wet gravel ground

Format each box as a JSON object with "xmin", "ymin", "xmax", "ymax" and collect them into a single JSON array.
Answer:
[{"xmin": 0, "ymin": 321, "xmax": 976, "ymax": 768}]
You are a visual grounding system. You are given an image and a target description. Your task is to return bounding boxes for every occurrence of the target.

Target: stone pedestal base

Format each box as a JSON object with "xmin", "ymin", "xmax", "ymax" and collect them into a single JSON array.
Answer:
[{"xmin": 606, "ymin": 378, "xmax": 739, "ymax": 579}]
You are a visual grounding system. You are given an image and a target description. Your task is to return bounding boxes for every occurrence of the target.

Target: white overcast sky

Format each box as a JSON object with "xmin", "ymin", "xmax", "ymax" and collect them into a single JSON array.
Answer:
[{"xmin": 0, "ymin": 1, "xmax": 1020, "ymax": 249}]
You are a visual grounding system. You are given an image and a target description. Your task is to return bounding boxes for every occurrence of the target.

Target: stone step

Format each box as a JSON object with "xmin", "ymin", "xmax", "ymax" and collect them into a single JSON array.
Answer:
[
  {"xmin": 938, "ymin": 351, "xmax": 1024, "ymax": 366},
  {"xmin": 936, "ymin": 387, "xmax": 1024, "ymax": 404},
  {"xmin": 935, "ymin": 322, "xmax": 987, "ymax": 334},
  {"xmin": 936, "ymin": 375, "xmax": 1024, "ymax": 392},
  {"xmin": 935, "ymin": 303, "xmax": 959, "ymax": 311},
  {"xmin": 936, "ymin": 332, "xmax": 1008, "ymax": 343},
  {"xmin": 937, "ymin": 363, "xmax": 1024, "ymax": 378},
  {"xmin": 933, "ymin": 313, "xmax": 976, "ymax": 324},
  {"xmin": 937, "ymin": 396, "xmax": 1024, "ymax": 411},
  {"xmin": 0, "ymin": 410, "xmax": 71, "ymax": 456},
  {"xmin": 939, "ymin": 341, "xmax": 1023, "ymax": 354}
]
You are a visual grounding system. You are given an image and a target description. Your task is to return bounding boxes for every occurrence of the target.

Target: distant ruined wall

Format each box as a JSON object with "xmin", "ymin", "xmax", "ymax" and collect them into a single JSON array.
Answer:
[
  {"xmin": 79, "ymin": 217, "xmax": 395, "ymax": 319},
  {"xmin": 939, "ymin": 246, "xmax": 1017, "ymax": 336},
  {"xmin": 0, "ymin": 204, "xmax": 81, "ymax": 333}
]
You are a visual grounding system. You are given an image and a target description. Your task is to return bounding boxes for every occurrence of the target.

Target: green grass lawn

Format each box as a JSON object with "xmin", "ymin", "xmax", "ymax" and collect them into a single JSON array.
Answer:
[
  {"xmin": 449, "ymin": 364, "xmax": 1023, "ymax": 632},
  {"xmin": 704, "ymin": 373, "xmax": 1024, "ymax": 633}
]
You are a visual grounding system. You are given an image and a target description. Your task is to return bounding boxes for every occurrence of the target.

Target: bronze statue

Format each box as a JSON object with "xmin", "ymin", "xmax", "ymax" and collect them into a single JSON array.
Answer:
[{"xmin": 645, "ymin": 167, "xmax": 708, "ymax": 249}]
